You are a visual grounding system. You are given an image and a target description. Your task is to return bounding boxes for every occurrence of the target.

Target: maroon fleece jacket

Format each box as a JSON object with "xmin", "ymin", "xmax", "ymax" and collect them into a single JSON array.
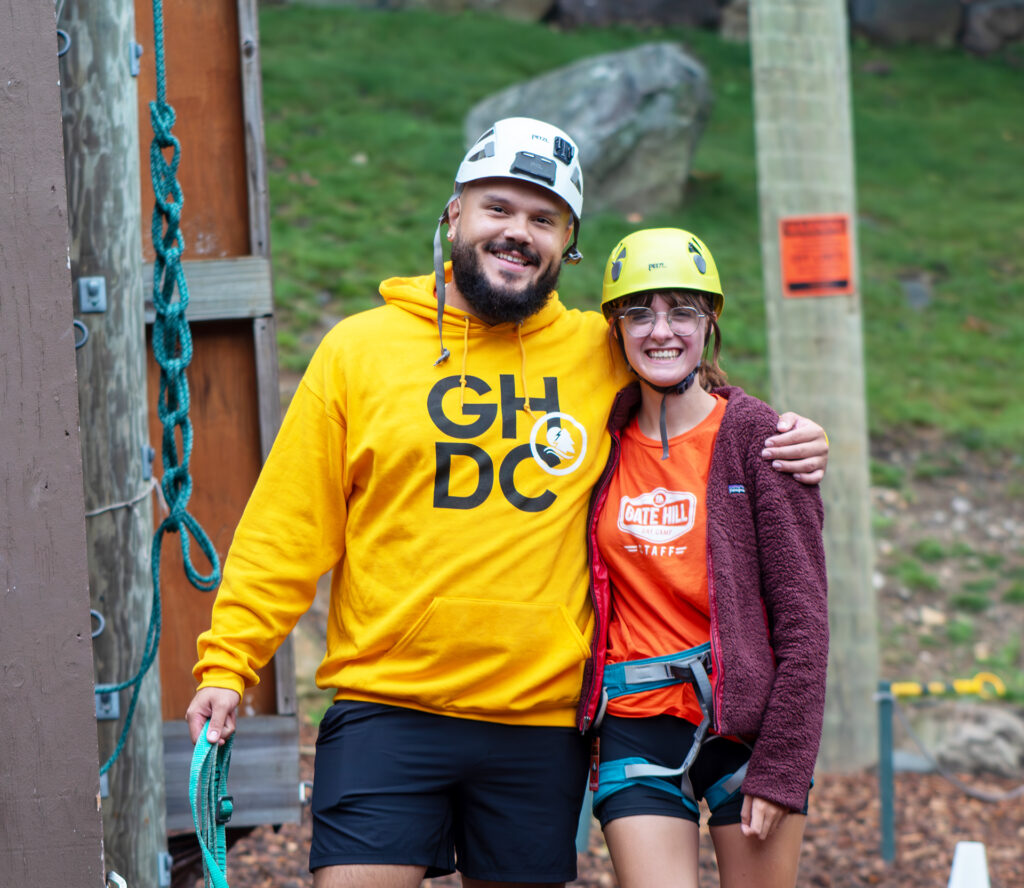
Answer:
[{"xmin": 578, "ymin": 384, "xmax": 829, "ymax": 812}]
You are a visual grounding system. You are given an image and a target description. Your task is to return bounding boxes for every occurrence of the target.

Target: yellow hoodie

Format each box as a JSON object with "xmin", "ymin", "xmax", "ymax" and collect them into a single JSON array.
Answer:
[{"xmin": 194, "ymin": 266, "xmax": 630, "ymax": 726}]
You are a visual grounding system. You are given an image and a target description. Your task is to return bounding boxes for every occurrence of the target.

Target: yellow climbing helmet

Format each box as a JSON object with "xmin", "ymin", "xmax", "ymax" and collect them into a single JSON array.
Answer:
[{"xmin": 601, "ymin": 228, "xmax": 724, "ymax": 318}]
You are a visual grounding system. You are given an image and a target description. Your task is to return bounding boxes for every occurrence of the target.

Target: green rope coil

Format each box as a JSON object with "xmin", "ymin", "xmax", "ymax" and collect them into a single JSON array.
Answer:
[{"xmin": 96, "ymin": 0, "xmax": 221, "ymax": 777}]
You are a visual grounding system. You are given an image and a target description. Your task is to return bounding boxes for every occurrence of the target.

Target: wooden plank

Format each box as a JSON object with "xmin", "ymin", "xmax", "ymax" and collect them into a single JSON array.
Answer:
[
  {"xmin": 238, "ymin": 0, "xmax": 272, "ymax": 258},
  {"xmin": 164, "ymin": 716, "xmax": 302, "ymax": 831},
  {"xmin": 150, "ymin": 320, "xmax": 279, "ymax": 721},
  {"xmin": 143, "ymin": 256, "xmax": 273, "ymax": 323},
  {"xmin": 0, "ymin": 1, "xmax": 107, "ymax": 883},
  {"xmin": 135, "ymin": 0, "xmax": 251, "ymax": 259}
]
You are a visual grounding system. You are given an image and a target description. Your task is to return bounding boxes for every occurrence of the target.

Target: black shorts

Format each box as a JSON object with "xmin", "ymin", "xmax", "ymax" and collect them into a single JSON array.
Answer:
[
  {"xmin": 309, "ymin": 700, "xmax": 589, "ymax": 882},
  {"xmin": 594, "ymin": 713, "xmax": 810, "ymax": 828}
]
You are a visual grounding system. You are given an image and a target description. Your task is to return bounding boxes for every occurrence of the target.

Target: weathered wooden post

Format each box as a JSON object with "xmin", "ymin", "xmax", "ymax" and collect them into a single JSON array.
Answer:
[
  {"xmin": 749, "ymin": 0, "xmax": 879, "ymax": 770},
  {"xmin": 60, "ymin": 0, "xmax": 169, "ymax": 883},
  {"xmin": 0, "ymin": 1, "xmax": 106, "ymax": 885}
]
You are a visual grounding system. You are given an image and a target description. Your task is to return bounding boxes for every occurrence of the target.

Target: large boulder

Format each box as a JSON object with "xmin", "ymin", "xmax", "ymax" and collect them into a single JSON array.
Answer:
[
  {"xmin": 552, "ymin": 0, "xmax": 722, "ymax": 28},
  {"xmin": 849, "ymin": 0, "xmax": 964, "ymax": 46},
  {"xmin": 464, "ymin": 42, "xmax": 713, "ymax": 216},
  {"xmin": 299, "ymin": 0, "xmax": 554, "ymax": 20},
  {"xmin": 410, "ymin": 0, "xmax": 553, "ymax": 19},
  {"xmin": 903, "ymin": 700, "xmax": 1024, "ymax": 779},
  {"xmin": 962, "ymin": 0, "xmax": 1024, "ymax": 54}
]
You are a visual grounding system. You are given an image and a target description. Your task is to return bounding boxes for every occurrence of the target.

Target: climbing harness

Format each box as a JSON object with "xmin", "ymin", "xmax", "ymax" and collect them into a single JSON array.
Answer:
[
  {"xmin": 93, "ymin": 0, "xmax": 221, "ymax": 777},
  {"xmin": 591, "ymin": 642, "xmax": 748, "ymax": 815},
  {"xmin": 190, "ymin": 720, "xmax": 235, "ymax": 888}
]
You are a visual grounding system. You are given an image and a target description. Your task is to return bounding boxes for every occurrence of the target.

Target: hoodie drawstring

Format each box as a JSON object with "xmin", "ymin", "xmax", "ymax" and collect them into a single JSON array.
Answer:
[
  {"xmin": 459, "ymin": 317, "xmax": 470, "ymax": 407},
  {"xmin": 516, "ymin": 325, "xmax": 534, "ymax": 417},
  {"xmin": 432, "ymin": 218, "xmax": 452, "ymax": 366}
]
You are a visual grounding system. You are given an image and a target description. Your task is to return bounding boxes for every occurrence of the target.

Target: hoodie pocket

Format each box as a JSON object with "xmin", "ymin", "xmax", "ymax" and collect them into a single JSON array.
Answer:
[{"xmin": 383, "ymin": 597, "xmax": 591, "ymax": 715}]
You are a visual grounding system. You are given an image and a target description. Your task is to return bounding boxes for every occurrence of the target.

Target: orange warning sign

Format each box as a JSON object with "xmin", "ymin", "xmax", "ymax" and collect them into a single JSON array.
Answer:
[{"xmin": 778, "ymin": 214, "xmax": 854, "ymax": 298}]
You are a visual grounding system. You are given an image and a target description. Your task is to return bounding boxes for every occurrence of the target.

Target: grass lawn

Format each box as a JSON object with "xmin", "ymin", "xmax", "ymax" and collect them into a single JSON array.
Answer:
[{"xmin": 259, "ymin": 6, "xmax": 1024, "ymax": 453}]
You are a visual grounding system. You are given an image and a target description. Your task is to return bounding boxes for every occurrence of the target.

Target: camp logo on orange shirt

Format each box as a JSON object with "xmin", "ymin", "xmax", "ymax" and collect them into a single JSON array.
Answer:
[{"xmin": 616, "ymin": 487, "xmax": 697, "ymax": 547}]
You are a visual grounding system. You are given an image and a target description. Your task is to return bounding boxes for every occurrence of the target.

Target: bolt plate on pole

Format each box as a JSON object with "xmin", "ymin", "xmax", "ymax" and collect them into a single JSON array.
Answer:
[
  {"xmin": 77, "ymin": 276, "xmax": 107, "ymax": 313},
  {"xmin": 95, "ymin": 690, "xmax": 120, "ymax": 720}
]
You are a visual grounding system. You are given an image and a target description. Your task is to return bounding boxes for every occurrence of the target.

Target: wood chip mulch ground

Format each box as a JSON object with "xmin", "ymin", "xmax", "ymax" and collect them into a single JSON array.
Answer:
[{"xmin": 175, "ymin": 732, "xmax": 1024, "ymax": 888}]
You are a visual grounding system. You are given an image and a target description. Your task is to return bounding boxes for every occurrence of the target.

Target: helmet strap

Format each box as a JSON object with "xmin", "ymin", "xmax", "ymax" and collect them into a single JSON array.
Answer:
[
  {"xmin": 650, "ymin": 366, "xmax": 700, "ymax": 460},
  {"xmin": 563, "ymin": 219, "xmax": 582, "ymax": 265}
]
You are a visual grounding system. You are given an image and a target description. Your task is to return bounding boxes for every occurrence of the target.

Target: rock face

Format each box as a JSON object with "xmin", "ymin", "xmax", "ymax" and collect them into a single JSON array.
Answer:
[
  {"xmin": 962, "ymin": 0, "xmax": 1024, "ymax": 54},
  {"xmin": 934, "ymin": 702, "xmax": 1024, "ymax": 778},
  {"xmin": 848, "ymin": 0, "xmax": 963, "ymax": 46},
  {"xmin": 904, "ymin": 700, "xmax": 1024, "ymax": 779},
  {"xmin": 464, "ymin": 42, "xmax": 713, "ymax": 216},
  {"xmin": 301, "ymin": 0, "xmax": 554, "ymax": 20},
  {"xmin": 413, "ymin": 0, "xmax": 554, "ymax": 19},
  {"xmin": 552, "ymin": 0, "xmax": 722, "ymax": 28}
]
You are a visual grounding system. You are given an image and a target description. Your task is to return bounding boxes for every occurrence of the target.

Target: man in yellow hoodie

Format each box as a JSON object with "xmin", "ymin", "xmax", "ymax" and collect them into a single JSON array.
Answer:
[{"xmin": 186, "ymin": 118, "xmax": 829, "ymax": 888}]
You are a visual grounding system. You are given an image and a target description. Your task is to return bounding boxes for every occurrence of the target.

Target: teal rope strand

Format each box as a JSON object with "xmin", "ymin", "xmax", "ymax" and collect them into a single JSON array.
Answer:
[{"xmin": 97, "ymin": 0, "xmax": 221, "ymax": 777}]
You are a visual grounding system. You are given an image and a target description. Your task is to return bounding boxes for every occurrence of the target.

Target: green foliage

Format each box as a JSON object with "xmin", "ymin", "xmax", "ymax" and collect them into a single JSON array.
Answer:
[
  {"xmin": 895, "ymin": 557, "xmax": 939, "ymax": 592},
  {"xmin": 950, "ymin": 592, "xmax": 991, "ymax": 613},
  {"xmin": 980, "ymin": 552, "xmax": 1005, "ymax": 570},
  {"xmin": 912, "ymin": 455, "xmax": 964, "ymax": 480},
  {"xmin": 947, "ymin": 618, "xmax": 974, "ymax": 645},
  {"xmin": 872, "ymin": 512, "xmax": 895, "ymax": 533},
  {"xmin": 1003, "ymin": 582, "xmax": 1024, "ymax": 604},
  {"xmin": 912, "ymin": 538, "xmax": 946, "ymax": 563},
  {"xmin": 257, "ymin": 7, "xmax": 1024, "ymax": 449},
  {"xmin": 961, "ymin": 576, "xmax": 997, "ymax": 595},
  {"xmin": 871, "ymin": 459, "xmax": 905, "ymax": 489}
]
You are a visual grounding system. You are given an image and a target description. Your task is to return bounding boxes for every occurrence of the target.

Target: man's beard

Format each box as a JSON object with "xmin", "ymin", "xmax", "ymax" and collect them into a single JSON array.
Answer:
[{"xmin": 450, "ymin": 235, "xmax": 561, "ymax": 325}]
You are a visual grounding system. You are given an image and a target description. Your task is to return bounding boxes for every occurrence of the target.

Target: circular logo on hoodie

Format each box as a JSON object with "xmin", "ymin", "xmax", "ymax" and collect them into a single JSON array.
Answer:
[{"xmin": 529, "ymin": 412, "xmax": 587, "ymax": 476}]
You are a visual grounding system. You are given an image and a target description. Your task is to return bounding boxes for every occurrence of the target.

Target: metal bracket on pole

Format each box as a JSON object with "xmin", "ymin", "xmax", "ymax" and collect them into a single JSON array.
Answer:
[
  {"xmin": 142, "ymin": 443, "xmax": 156, "ymax": 481},
  {"xmin": 129, "ymin": 42, "xmax": 144, "ymax": 77},
  {"xmin": 77, "ymin": 276, "xmax": 107, "ymax": 313},
  {"xmin": 99, "ymin": 772, "xmax": 109, "ymax": 799},
  {"xmin": 157, "ymin": 851, "xmax": 172, "ymax": 888},
  {"xmin": 96, "ymin": 690, "xmax": 120, "ymax": 721}
]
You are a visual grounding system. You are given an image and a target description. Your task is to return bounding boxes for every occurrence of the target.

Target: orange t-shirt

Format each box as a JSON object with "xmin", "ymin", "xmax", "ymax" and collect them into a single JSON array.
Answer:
[{"xmin": 597, "ymin": 395, "xmax": 726, "ymax": 723}]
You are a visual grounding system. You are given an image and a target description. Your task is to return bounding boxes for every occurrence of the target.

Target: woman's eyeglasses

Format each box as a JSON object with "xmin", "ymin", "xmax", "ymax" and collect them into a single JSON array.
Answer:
[{"xmin": 617, "ymin": 306, "xmax": 705, "ymax": 338}]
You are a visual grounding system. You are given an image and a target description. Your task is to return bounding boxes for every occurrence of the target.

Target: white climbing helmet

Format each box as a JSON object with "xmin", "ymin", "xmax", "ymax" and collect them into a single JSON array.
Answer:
[{"xmin": 454, "ymin": 117, "xmax": 584, "ymax": 225}]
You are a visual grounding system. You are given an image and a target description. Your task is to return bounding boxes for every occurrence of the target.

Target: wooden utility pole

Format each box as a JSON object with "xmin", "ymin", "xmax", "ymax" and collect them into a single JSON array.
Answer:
[
  {"xmin": 60, "ymin": 0, "xmax": 169, "ymax": 883},
  {"xmin": 0, "ymin": 1, "xmax": 106, "ymax": 885},
  {"xmin": 750, "ymin": 0, "xmax": 879, "ymax": 770}
]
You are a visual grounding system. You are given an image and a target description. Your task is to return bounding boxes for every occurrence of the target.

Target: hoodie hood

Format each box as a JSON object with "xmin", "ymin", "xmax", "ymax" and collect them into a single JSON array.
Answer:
[
  {"xmin": 380, "ymin": 262, "xmax": 569, "ymax": 340},
  {"xmin": 381, "ymin": 263, "xmax": 571, "ymax": 414}
]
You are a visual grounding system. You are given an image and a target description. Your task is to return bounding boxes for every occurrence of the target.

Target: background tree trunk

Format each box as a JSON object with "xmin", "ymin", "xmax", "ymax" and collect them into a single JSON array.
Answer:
[{"xmin": 750, "ymin": 0, "xmax": 880, "ymax": 771}]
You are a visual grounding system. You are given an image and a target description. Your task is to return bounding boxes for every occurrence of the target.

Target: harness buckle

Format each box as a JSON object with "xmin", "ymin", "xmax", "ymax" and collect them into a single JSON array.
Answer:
[{"xmin": 215, "ymin": 794, "xmax": 234, "ymax": 824}]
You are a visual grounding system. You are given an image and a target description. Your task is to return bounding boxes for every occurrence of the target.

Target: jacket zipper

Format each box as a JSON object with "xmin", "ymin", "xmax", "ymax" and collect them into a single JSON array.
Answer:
[
  {"xmin": 578, "ymin": 428, "xmax": 620, "ymax": 731},
  {"xmin": 706, "ymin": 544, "xmax": 723, "ymax": 734}
]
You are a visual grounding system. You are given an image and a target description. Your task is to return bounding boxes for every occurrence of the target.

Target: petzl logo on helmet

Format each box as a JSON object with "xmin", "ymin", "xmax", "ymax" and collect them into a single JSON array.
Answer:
[
  {"xmin": 529, "ymin": 412, "xmax": 588, "ymax": 476},
  {"xmin": 688, "ymin": 238, "xmax": 707, "ymax": 274},
  {"xmin": 611, "ymin": 246, "xmax": 626, "ymax": 282},
  {"xmin": 617, "ymin": 488, "xmax": 697, "ymax": 543}
]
